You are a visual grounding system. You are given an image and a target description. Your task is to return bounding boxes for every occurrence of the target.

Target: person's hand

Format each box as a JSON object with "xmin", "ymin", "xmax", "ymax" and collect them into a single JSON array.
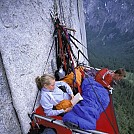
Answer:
[
  {"xmin": 64, "ymin": 107, "xmax": 72, "ymax": 113},
  {"xmin": 70, "ymin": 94, "xmax": 74, "ymax": 99},
  {"xmin": 109, "ymin": 87, "xmax": 114, "ymax": 90},
  {"xmin": 109, "ymin": 87, "xmax": 114, "ymax": 94}
]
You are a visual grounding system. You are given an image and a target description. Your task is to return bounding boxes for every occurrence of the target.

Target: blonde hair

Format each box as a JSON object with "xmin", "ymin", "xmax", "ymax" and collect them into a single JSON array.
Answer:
[{"xmin": 35, "ymin": 74, "xmax": 55, "ymax": 90}]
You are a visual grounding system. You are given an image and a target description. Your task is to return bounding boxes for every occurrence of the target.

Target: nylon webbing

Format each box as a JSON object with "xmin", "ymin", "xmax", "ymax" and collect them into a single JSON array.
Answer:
[
  {"xmin": 69, "ymin": 33, "xmax": 87, "ymax": 49},
  {"xmin": 32, "ymin": 39, "xmax": 54, "ymax": 112}
]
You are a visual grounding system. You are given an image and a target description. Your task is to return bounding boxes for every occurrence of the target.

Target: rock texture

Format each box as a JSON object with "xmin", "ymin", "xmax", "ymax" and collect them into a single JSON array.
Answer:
[
  {"xmin": 0, "ymin": 0, "xmax": 87, "ymax": 133},
  {"xmin": 0, "ymin": 52, "xmax": 21, "ymax": 134}
]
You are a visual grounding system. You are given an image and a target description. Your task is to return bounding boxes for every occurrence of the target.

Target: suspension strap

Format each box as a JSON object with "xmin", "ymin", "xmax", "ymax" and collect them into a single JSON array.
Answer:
[
  {"xmin": 43, "ymin": 39, "xmax": 55, "ymax": 74},
  {"xmin": 32, "ymin": 39, "xmax": 54, "ymax": 113},
  {"xmin": 69, "ymin": 37, "xmax": 90, "ymax": 64},
  {"xmin": 69, "ymin": 33, "xmax": 87, "ymax": 49}
]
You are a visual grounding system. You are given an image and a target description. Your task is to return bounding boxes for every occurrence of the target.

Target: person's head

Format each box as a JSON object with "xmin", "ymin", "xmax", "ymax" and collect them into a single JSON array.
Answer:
[
  {"xmin": 113, "ymin": 68, "xmax": 126, "ymax": 81},
  {"xmin": 35, "ymin": 74, "xmax": 55, "ymax": 90}
]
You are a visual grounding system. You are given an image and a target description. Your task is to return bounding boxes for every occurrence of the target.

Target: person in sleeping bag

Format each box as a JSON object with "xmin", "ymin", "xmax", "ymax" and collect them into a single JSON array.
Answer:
[
  {"xmin": 63, "ymin": 77, "xmax": 110, "ymax": 130},
  {"xmin": 35, "ymin": 74, "xmax": 74, "ymax": 116}
]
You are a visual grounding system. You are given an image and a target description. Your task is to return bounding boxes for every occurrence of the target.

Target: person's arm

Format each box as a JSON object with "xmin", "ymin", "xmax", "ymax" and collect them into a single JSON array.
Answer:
[
  {"xmin": 97, "ymin": 69, "xmax": 113, "ymax": 89},
  {"xmin": 40, "ymin": 92, "xmax": 64, "ymax": 116},
  {"xmin": 102, "ymin": 74, "xmax": 113, "ymax": 89},
  {"xmin": 101, "ymin": 79, "xmax": 111, "ymax": 89}
]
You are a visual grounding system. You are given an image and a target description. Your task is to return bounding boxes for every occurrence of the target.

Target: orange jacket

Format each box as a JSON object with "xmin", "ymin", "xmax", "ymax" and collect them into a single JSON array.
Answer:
[
  {"xmin": 62, "ymin": 69, "xmax": 82, "ymax": 88},
  {"xmin": 61, "ymin": 66, "xmax": 85, "ymax": 94},
  {"xmin": 55, "ymin": 100, "xmax": 72, "ymax": 110}
]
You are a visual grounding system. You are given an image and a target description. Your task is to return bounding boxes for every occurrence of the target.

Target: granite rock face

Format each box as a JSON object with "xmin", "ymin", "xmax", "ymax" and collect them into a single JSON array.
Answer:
[
  {"xmin": 0, "ymin": 0, "xmax": 87, "ymax": 133},
  {"xmin": 0, "ymin": 53, "xmax": 21, "ymax": 134},
  {"xmin": 84, "ymin": 0, "xmax": 134, "ymax": 71}
]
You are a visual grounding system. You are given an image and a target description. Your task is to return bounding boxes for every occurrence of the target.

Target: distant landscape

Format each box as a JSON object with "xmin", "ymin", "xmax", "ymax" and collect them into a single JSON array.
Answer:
[
  {"xmin": 84, "ymin": 0, "xmax": 134, "ymax": 133},
  {"xmin": 84, "ymin": 0, "xmax": 134, "ymax": 72}
]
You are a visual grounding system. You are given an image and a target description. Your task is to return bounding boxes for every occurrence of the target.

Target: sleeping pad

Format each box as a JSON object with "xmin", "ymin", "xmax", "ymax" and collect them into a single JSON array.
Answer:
[{"xmin": 63, "ymin": 77, "xmax": 110, "ymax": 130}]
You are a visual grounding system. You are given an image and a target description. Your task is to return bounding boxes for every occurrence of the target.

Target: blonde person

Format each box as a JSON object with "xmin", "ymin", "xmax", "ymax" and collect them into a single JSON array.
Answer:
[{"xmin": 35, "ymin": 74, "xmax": 74, "ymax": 116}]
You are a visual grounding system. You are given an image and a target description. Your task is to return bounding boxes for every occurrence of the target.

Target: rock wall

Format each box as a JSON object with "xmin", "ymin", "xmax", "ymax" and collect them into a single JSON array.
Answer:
[
  {"xmin": 0, "ymin": 0, "xmax": 87, "ymax": 133},
  {"xmin": 0, "ymin": 52, "xmax": 21, "ymax": 134}
]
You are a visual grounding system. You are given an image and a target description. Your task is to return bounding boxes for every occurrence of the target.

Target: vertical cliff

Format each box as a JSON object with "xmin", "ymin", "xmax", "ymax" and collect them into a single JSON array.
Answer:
[{"xmin": 0, "ymin": 0, "xmax": 87, "ymax": 133}]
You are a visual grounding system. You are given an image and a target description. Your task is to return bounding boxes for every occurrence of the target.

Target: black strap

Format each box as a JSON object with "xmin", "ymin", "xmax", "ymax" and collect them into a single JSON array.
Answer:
[
  {"xmin": 43, "ymin": 39, "xmax": 55, "ymax": 74},
  {"xmin": 69, "ymin": 33, "xmax": 87, "ymax": 49},
  {"xmin": 69, "ymin": 37, "xmax": 90, "ymax": 64},
  {"xmin": 32, "ymin": 90, "xmax": 40, "ymax": 112},
  {"xmin": 32, "ymin": 39, "xmax": 55, "ymax": 113},
  {"xmin": 58, "ymin": 85, "xmax": 67, "ymax": 93}
]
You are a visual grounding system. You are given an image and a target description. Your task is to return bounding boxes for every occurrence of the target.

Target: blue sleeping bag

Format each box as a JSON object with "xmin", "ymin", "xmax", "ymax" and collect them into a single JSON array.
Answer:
[{"xmin": 63, "ymin": 77, "xmax": 110, "ymax": 130}]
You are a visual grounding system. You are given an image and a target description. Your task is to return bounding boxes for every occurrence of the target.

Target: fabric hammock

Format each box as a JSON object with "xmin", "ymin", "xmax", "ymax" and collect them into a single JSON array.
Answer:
[{"xmin": 96, "ymin": 95, "xmax": 119, "ymax": 134}]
